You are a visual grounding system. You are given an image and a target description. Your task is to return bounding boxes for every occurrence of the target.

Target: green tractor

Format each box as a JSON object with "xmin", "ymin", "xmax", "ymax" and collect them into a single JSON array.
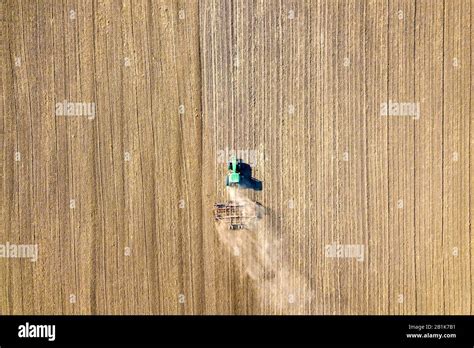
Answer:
[
  {"xmin": 215, "ymin": 156, "xmax": 263, "ymax": 230},
  {"xmin": 225, "ymin": 156, "xmax": 262, "ymax": 191},
  {"xmin": 225, "ymin": 157, "xmax": 241, "ymax": 187}
]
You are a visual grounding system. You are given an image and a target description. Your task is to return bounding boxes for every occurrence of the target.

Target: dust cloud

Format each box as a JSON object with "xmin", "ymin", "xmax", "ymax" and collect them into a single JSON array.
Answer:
[{"xmin": 216, "ymin": 187, "xmax": 315, "ymax": 313}]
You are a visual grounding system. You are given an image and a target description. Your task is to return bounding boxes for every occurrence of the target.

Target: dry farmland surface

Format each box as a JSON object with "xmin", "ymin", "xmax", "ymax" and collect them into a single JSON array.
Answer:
[{"xmin": 1, "ymin": 0, "xmax": 473, "ymax": 314}]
